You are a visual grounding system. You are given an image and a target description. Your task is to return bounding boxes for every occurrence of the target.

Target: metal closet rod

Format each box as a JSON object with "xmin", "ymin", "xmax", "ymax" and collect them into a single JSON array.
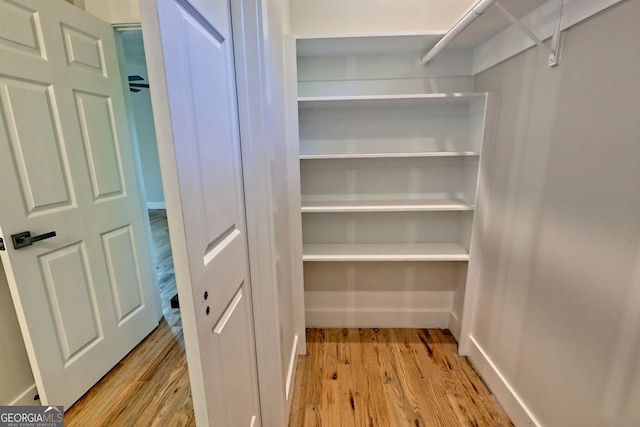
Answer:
[{"xmin": 420, "ymin": 0, "xmax": 498, "ymax": 65}]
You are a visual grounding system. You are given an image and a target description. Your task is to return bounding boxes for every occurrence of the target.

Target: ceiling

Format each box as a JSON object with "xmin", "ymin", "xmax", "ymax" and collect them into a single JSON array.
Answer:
[{"xmin": 448, "ymin": 0, "xmax": 549, "ymax": 49}]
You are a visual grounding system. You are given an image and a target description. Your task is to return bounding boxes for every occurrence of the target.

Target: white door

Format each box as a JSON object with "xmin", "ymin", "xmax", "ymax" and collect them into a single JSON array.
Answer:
[
  {"xmin": 142, "ymin": 0, "xmax": 262, "ymax": 425},
  {"xmin": 0, "ymin": 0, "xmax": 159, "ymax": 409}
]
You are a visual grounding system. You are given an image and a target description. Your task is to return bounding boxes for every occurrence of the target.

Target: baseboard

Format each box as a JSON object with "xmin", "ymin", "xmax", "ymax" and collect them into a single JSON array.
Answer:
[
  {"xmin": 9, "ymin": 384, "xmax": 39, "ymax": 406},
  {"xmin": 304, "ymin": 290, "xmax": 453, "ymax": 328},
  {"xmin": 146, "ymin": 202, "xmax": 166, "ymax": 210},
  {"xmin": 305, "ymin": 309, "xmax": 450, "ymax": 328},
  {"xmin": 285, "ymin": 334, "xmax": 299, "ymax": 402},
  {"xmin": 448, "ymin": 311, "xmax": 461, "ymax": 342},
  {"xmin": 466, "ymin": 336, "xmax": 540, "ymax": 427}
]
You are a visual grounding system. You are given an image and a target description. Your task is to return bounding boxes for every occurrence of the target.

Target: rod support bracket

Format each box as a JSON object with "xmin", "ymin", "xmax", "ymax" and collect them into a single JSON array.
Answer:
[
  {"xmin": 548, "ymin": 32, "xmax": 564, "ymax": 67},
  {"xmin": 548, "ymin": 0, "xmax": 565, "ymax": 67},
  {"xmin": 495, "ymin": 0, "xmax": 564, "ymax": 67},
  {"xmin": 419, "ymin": 0, "xmax": 565, "ymax": 67}
]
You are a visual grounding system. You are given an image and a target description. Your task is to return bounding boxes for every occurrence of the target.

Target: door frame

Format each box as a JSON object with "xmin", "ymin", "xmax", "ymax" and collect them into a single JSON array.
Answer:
[
  {"xmin": 140, "ymin": 0, "xmax": 287, "ymax": 425},
  {"xmin": 113, "ymin": 26, "xmax": 164, "ymax": 324}
]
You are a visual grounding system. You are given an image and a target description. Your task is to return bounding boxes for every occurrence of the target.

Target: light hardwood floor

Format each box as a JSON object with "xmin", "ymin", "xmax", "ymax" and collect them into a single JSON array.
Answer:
[
  {"xmin": 148, "ymin": 209, "xmax": 181, "ymax": 333},
  {"xmin": 65, "ymin": 210, "xmax": 195, "ymax": 426},
  {"xmin": 66, "ymin": 211, "xmax": 510, "ymax": 426},
  {"xmin": 64, "ymin": 319, "xmax": 194, "ymax": 426},
  {"xmin": 289, "ymin": 328, "xmax": 513, "ymax": 427}
]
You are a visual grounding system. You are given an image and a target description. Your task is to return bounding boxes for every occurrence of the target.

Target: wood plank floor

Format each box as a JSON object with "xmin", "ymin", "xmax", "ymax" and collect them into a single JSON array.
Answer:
[
  {"xmin": 148, "ymin": 209, "xmax": 181, "ymax": 334},
  {"xmin": 64, "ymin": 319, "xmax": 194, "ymax": 426},
  {"xmin": 65, "ymin": 210, "xmax": 195, "ymax": 426},
  {"xmin": 65, "ymin": 210, "xmax": 511, "ymax": 426},
  {"xmin": 289, "ymin": 328, "xmax": 513, "ymax": 427}
]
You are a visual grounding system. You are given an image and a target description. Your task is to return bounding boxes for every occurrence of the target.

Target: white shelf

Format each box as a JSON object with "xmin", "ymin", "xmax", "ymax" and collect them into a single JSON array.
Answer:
[
  {"xmin": 301, "ymin": 198, "xmax": 474, "ymax": 213},
  {"xmin": 300, "ymin": 151, "xmax": 479, "ymax": 160},
  {"xmin": 296, "ymin": 33, "xmax": 444, "ymax": 57},
  {"xmin": 302, "ymin": 243, "xmax": 469, "ymax": 262},
  {"xmin": 298, "ymin": 93, "xmax": 486, "ymax": 109},
  {"xmin": 292, "ymin": 35, "xmax": 493, "ymax": 331}
]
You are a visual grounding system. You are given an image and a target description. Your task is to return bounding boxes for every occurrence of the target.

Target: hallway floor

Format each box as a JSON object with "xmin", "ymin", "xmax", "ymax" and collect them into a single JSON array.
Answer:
[
  {"xmin": 148, "ymin": 209, "xmax": 181, "ymax": 334},
  {"xmin": 289, "ymin": 328, "xmax": 513, "ymax": 427},
  {"xmin": 64, "ymin": 318, "xmax": 194, "ymax": 426}
]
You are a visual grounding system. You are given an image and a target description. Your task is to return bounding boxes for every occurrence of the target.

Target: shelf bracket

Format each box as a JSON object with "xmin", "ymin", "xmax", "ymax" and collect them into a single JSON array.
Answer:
[{"xmin": 494, "ymin": 0, "xmax": 564, "ymax": 67}]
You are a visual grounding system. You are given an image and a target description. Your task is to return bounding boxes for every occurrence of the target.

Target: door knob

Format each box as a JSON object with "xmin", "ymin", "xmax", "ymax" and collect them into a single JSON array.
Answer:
[{"xmin": 11, "ymin": 231, "xmax": 57, "ymax": 250}]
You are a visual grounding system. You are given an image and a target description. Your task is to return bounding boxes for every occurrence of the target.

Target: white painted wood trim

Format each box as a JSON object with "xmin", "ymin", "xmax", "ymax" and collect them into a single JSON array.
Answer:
[
  {"xmin": 306, "ymin": 309, "xmax": 450, "ymax": 328},
  {"xmin": 228, "ymin": 1, "xmax": 288, "ymax": 426},
  {"xmin": 467, "ymin": 336, "xmax": 541, "ymax": 427},
  {"xmin": 459, "ymin": 93, "xmax": 499, "ymax": 355},
  {"xmin": 298, "ymin": 92, "xmax": 486, "ymax": 108},
  {"xmin": 295, "ymin": 31, "xmax": 445, "ymax": 41},
  {"xmin": 285, "ymin": 334, "xmax": 299, "ymax": 402},
  {"xmin": 297, "ymin": 77, "xmax": 475, "ymax": 98},
  {"xmin": 301, "ymin": 198, "xmax": 475, "ymax": 213},
  {"xmin": 295, "ymin": 32, "xmax": 444, "ymax": 57},
  {"xmin": 472, "ymin": 0, "xmax": 624, "ymax": 74},
  {"xmin": 284, "ymin": 34, "xmax": 308, "ymax": 356},
  {"xmin": 146, "ymin": 202, "xmax": 166, "ymax": 210},
  {"xmin": 303, "ymin": 243, "xmax": 469, "ymax": 262},
  {"xmin": 9, "ymin": 384, "xmax": 39, "ymax": 406},
  {"xmin": 447, "ymin": 311, "xmax": 461, "ymax": 341},
  {"xmin": 300, "ymin": 151, "xmax": 479, "ymax": 160}
]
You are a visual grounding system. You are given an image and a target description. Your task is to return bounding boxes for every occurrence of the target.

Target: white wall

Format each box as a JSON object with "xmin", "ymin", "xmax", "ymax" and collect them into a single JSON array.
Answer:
[
  {"xmin": 121, "ymin": 31, "xmax": 165, "ymax": 208},
  {"xmin": 289, "ymin": 0, "xmax": 473, "ymax": 35},
  {"xmin": 471, "ymin": 2, "xmax": 640, "ymax": 425},
  {"xmin": 83, "ymin": 0, "xmax": 473, "ymax": 33},
  {"xmin": 84, "ymin": 0, "xmax": 141, "ymax": 25},
  {"xmin": 0, "ymin": 260, "xmax": 36, "ymax": 405}
]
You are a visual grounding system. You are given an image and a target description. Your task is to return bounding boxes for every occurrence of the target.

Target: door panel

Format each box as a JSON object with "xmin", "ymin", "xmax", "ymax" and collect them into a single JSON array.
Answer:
[
  {"xmin": 61, "ymin": 24, "xmax": 106, "ymax": 74},
  {"xmin": 0, "ymin": 0, "xmax": 159, "ymax": 408},
  {"xmin": 149, "ymin": 0, "xmax": 262, "ymax": 424},
  {"xmin": 0, "ymin": 78, "xmax": 74, "ymax": 213},
  {"xmin": 0, "ymin": 0, "xmax": 44, "ymax": 57},
  {"xmin": 101, "ymin": 226, "xmax": 144, "ymax": 321},
  {"xmin": 74, "ymin": 91, "xmax": 125, "ymax": 199},
  {"xmin": 39, "ymin": 243, "xmax": 101, "ymax": 361},
  {"xmin": 213, "ymin": 284, "xmax": 258, "ymax": 427}
]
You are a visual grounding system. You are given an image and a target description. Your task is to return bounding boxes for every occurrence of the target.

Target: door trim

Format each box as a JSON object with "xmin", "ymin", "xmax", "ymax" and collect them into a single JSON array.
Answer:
[
  {"xmin": 228, "ymin": 0, "xmax": 289, "ymax": 424},
  {"xmin": 113, "ymin": 27, "xmax": 163, "ymax": 324}
]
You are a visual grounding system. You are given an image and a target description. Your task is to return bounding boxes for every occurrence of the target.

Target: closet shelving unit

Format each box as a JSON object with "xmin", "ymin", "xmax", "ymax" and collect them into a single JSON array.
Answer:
[{"xmin": 290, "ymin": 33, "xmax": 496, "ymax": 338}]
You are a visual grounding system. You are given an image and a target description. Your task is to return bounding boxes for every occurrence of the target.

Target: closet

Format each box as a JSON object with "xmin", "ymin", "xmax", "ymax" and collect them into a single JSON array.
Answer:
[{"xmin": 287, "ymin": 34, "xmax": 496, "ymax": 341}]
